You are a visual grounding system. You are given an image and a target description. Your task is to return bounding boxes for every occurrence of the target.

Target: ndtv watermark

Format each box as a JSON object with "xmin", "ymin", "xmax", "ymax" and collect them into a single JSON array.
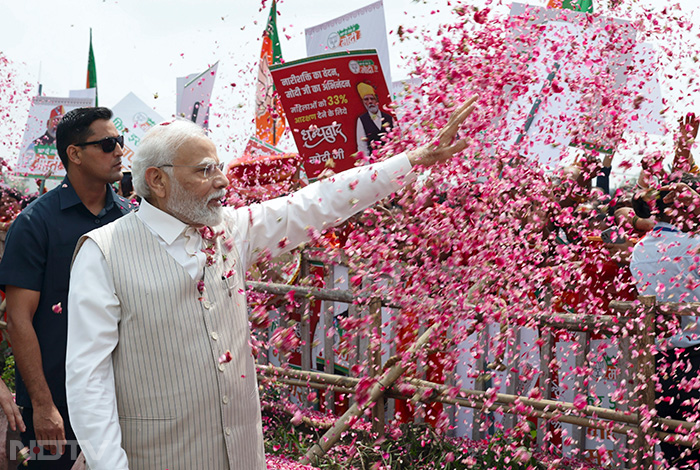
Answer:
[{"xmin": 9, "ymin": 440, "xmax": 109, "ymax": 463}]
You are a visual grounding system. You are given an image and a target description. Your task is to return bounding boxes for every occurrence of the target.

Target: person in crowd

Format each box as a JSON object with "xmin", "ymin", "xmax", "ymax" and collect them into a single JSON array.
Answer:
[
  {"xmin": 673, "ymin": 112, "xmax": 699, "ymax": 175},
  {"xmin": 116, "ymin": 171, "xmax": 135, "ymax": 200},
  {"xmin": 65, "ymin": 97, "xmax": 478, "ymax": 470},
  {"xmin": 630, "ymin": 175, "xmax": 700, "ymax": 468},
  {"xmin": 0, "ymin": 379, "xmax": 24, "ymax": 433},
  {"xmin": 0, "ymin": 187, "xmax": 23, "ymax": 225},
  {"xmin": 0, "ymin": 187, "xmax": 26, "ymax": 262},
  {"xmin": 0, "ymin": 107, "xmax": 134, "ymax": 469},
  {"xmin": 596, "ymin": 152, "xmax": 613, "ymax": 195}
]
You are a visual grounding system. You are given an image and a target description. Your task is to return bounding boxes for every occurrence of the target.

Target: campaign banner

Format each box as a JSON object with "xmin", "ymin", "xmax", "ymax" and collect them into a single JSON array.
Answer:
[
  {"xmin": 305, "ymin": 0, "xmax": 392, "ymax": 89},
  {"xmin": 16, "ymin": 96, "xmax": 95, "ymax": 178},
  {"xmin": 270, "ymin": 50, "xmax": 395, "ymax": 178},
  {"xmin": 176, "ymin": 62, "xmax": 218, "ymax": 129},
  {"xmin": 111, "ymin": 92, "xmax": 164, "ymax": 171},
  {"xmin": 241, "ymin": 136, "xmax": 285, "ymax": 159}
]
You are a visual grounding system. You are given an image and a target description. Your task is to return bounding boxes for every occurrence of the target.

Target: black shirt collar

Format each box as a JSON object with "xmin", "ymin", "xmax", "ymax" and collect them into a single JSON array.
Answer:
[{"xmin": 58, "ymin": 177, "xmax": 124, "ymax": 213}]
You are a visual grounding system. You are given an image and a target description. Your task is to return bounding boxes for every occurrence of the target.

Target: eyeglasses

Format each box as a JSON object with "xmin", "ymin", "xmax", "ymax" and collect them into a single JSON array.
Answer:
[
  {"xmin": 74, "ymin": 135, "xmax": 125, "ymax": 153},
  {"xmin": 159, "ymin": 162, "xmax": 225, "ymax": 179}
]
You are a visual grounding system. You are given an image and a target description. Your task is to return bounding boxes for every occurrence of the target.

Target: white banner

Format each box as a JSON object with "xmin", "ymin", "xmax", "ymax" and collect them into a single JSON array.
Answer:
[
  {"xmin": 68, "ymin": 88, "xmax": 97, "ymax": 101},
  {"xmin": 555, "ymin": 335, "xmax": 622, "ymax": 468},
  {"xmin": 176, "ymin": 62, "xmax": 219, "ymax": 129},
  {"xmin": 305, "ymin": 0, "xmax": 392, "ymax": 89},
  {"xmin": 499, "ymin": 3, "xmax": 666, "ymax": 167},
  {"xmin": 111, "ymin": 92, "xmax": 164, "ymax": 171},
  {"xmin": 16, "ymin": 96, "xmax": 95, "ymax": 178}
]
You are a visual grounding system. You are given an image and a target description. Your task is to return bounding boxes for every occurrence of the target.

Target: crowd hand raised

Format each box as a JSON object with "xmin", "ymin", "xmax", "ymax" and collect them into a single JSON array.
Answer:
[
  {"xmin": 0, "ymin": 380, "xmax": 24, "ymax": 432},
  {"xmin": 33, "ymin": 403, "xmax": 66, "ymax": 455},
  {"xmin": 673, "ymin": 113, "xmax": 700, "ymax": 172},
  {"xmin": 407, "ymin": 96, "xmax": 478, "ymax": 168},
  {"xmin": 602, "ymin": 151, "xmax": 614, "ymax": 169},
  {"xmin": 679, "ymin": 112, "xmax": 700, "ymax": 143},
  {"xmin": 661, "ymin": 182, "xmax": 700, "ymax": 216}
]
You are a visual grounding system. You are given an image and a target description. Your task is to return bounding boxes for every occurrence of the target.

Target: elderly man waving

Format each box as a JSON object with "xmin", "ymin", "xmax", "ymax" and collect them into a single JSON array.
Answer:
[{"xmin": 65, "ymin": 97, "xmax": 477, "ymax": 470}]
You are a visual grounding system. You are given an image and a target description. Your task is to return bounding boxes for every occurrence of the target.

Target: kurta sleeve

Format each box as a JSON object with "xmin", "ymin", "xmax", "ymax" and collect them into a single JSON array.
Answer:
[
  {"xmin": 229, "ymin": 152, "xmax": 415, "ymax": 269},
  {"xmin": 66, "ymin": 238, "xmax": 129, "ymax": 469}
]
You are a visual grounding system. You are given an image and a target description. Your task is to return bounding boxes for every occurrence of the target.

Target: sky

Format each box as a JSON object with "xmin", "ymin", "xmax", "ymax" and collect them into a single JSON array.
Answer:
[
  {"xmin": 1, "ymin": 0, "xmax": 700, "ymax": 184},
  {"xmin": 0, "ymin": 0, "xmax": 474, "ymax": 163}
]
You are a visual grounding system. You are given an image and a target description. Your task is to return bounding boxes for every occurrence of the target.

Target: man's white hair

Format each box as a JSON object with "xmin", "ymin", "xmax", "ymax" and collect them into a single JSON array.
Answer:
[{"xmin": 132, "ymin": 119, "xmax": 208, "ymax": 199}]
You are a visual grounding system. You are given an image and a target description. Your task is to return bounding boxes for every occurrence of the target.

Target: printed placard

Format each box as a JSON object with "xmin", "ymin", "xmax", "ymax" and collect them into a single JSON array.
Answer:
[
  {"xmin": 111, "ymin": 92, "xmax": 164, "ymax": 171},
  {"xmin": 16, "ymin": 96, "xmax": 95, "ymax": 178},
  {"xmin": 270, "ymin": 50, "xmax": 395, "ymax": 178}
]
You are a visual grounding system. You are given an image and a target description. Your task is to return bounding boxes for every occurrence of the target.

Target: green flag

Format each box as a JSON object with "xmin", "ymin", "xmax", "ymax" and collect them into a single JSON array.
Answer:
[
  {"xmin": 86, "ymin": 28, "xmax": 98, "ymax": 105},
  {"xmin": 266, "ymin": 0, "xmax": 282, "ymax": 64}
]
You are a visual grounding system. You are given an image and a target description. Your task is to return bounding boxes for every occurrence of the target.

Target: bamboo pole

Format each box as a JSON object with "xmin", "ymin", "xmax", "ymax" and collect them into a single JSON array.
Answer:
[
  {"xmin": 533, "ymin": 312, "xmax": 632, "ymax": 333},
  {"xmin": 610, "ymin": 300, "xmax": 700, "ymax": 316},
  {"xmin": 537, "ymin": 327, "xmax": 554, "ymax": 449},
  {"xmin": 368, "ymin": 297, "xmax": 385, "ymax": 436},
  {"xmin": 247, "ymin": 280, "xmax": 356, "ymax": 304},
  {"xmin": 259, "ymin": 363, "xmax": 700, "ymax": 434},
  {"xmin": 299, "ymin": 325, "xmax": 437, "ymax": 466},
  {"xmin": 259, "ymin": 370, "xmax": 700, "ymax": 450},
  {"xmin": 403, "ymin": 375, "xmax": 638, "ymax": 425},
  {"xmin": 472, "ymin": 325, "xmax": 488, "ymax": 441},
  {"xmin": 258, "ymin": 364, "xmax": 359, "ymax": 388},
  {"xmin": 322, "ymin": 266, "xmax": 336, "ymax": 414},
  {"xmin": 298, "ymin": 258, "xmax": 312, "ymax": 410},
  {"xmin": 439, "ymin": 398, "xmax": 700, "ymax": 450},
  {"xmin": 636, "ymin": 296, "xmax": 657, "ymax": 469},
  {"xmin": 248, "ymin": 280, "xmax": 636, "ymax": 331},
  {"xmin": 573, "ymin": 332, "xmax": 589, "ymax": 456},
  {"xmin": 0, "ymin": 298, "xmax": 6, "ymax": 330},
  {"xmin": 258, "ymin": 365, "xmax": 700, "ymax": 449},
  {"xmin": 262, "ymin": 370, "xmax": 700, "ymax": 448},
  {"xmin": 269, "ymin": 377, "xmax": 355, "ymax": 396}
]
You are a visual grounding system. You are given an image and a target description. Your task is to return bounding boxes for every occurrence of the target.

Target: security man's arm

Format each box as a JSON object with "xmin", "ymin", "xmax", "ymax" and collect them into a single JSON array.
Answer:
[{"xmin": 6, "ymin": 285, "xmax": 66, "ymax": 455}]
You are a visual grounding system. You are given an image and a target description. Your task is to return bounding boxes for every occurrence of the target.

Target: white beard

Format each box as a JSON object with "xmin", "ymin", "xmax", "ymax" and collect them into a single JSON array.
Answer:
[{"xmin": 166, "ymin": 177, "xmax": 225, "ymax": 227}]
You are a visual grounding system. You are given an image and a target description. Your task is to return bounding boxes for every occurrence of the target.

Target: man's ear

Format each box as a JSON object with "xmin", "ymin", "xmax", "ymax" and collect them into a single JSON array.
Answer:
[
  {"xmin": 66, "ymin": 145, "xmax": 82, "ymax": 167},
  {"xmin": 145, "ymin": 167, "xmax": 168, "ymax": 199}
]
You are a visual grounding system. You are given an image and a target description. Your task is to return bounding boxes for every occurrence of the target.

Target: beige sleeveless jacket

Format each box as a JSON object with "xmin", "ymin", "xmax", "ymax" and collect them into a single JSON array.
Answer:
[{"xmin": 82, "ymin": 212, "xmax": 265, "ymax": 470}]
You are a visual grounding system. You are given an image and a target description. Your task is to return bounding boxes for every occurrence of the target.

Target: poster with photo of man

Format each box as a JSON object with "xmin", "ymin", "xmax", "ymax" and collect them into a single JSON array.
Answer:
[
  {"xmin": 270, "ymin": 49, "xmax": 395, "ymax": 179},
  {"xmin": 16, "ymin": 96, "xmax": 94, "ymax": 178},
  {"xmin": 355, "ymin": 82, "xmax": 395, "ymax": 157}
]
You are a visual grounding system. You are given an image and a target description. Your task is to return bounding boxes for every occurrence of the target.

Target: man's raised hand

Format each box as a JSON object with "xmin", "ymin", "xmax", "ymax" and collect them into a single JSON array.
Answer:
[{"xmin": 407, "ymin": 96, "xmax": 478, "ymax": 168}]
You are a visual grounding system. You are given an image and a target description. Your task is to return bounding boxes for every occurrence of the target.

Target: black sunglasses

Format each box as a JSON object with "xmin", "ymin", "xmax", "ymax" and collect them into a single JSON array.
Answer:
[{"xmin": 74, "ymin": 135, "xmax": 125, "ymax": 153}]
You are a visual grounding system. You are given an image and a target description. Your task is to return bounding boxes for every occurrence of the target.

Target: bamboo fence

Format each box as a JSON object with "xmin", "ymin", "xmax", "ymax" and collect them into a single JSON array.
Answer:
[{"xmin": 249, "ymin": 248, "xmax": 700, "ymax": 470}]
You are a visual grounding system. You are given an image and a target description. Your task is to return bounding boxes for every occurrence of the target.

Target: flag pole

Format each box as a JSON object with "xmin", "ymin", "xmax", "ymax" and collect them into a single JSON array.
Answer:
[{"xmin": 37, "ymin": 62, "xmax": 42, "ymax": 96}]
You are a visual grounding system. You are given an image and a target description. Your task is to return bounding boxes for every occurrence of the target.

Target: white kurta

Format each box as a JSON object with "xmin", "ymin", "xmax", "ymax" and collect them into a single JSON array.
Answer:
[{"xmin": 66, "ymin": 153, "xmax": 414, "ymax": 469}]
